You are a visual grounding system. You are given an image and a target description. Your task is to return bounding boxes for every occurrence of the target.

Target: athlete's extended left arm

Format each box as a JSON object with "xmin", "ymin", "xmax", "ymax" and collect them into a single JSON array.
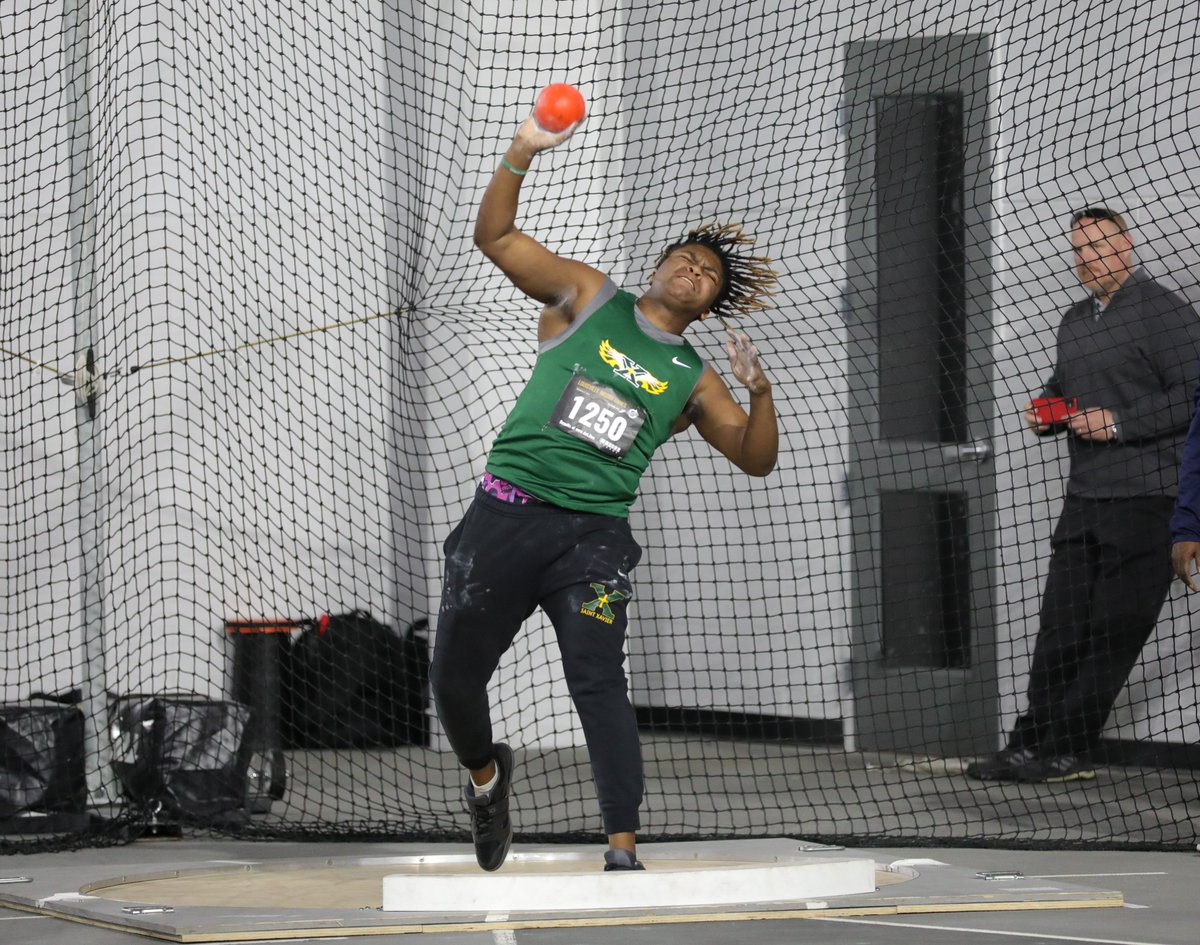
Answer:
[{"xmin": 686, "ymin": 330, "xmax": 778, "ymax": 476}]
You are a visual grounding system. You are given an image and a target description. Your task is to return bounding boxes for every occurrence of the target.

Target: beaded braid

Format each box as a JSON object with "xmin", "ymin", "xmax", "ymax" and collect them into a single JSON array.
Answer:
[{"xmin": 656, "ymin": 222, "xmax": 778, "ymax": 322}]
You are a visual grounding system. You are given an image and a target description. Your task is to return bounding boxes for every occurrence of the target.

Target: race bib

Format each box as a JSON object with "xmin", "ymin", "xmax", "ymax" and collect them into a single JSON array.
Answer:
[{"xmin": 549, "ymin": 372, "xmax": 644, "ymax": 458}]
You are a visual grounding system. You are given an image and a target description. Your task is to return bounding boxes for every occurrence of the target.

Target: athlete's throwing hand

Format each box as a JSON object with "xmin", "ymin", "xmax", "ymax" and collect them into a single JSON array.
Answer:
[
  {"xmin": 515, "ymin": 115, "xmax": 581, "ymax": 157},
  {"xmin": 725, "ymin": 327, "xmax": 770, "ymax": 396}
]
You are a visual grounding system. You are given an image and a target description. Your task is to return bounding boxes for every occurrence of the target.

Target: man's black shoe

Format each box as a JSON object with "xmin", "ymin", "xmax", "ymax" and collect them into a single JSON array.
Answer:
[
  {"xmin": 965, "ymin": 747, "xmax": 1038, "ymax": 782},
  {"xmin": 464, "ymin": 743, "xmax": 514, "ymax": 871},
  {"xmin": 1012, "ymin": 753, "xmax": 1096, "ymax": 784}
]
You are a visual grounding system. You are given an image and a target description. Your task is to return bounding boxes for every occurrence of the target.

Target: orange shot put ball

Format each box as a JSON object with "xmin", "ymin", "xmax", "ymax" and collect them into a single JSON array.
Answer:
[{"xmin": 534, "ymin": 83, "xmax": 586, "ymax": 132}]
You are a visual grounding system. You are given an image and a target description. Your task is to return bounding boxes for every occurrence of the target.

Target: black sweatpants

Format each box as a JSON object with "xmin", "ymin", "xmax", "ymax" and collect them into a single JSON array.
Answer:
[
  {"xmin": 1010, "ymin": 494, "xmax": 1175, "ymax": 757},
  {"xmin": 430, "ymin": 488, "xmax": 644, "ymax": 835}
]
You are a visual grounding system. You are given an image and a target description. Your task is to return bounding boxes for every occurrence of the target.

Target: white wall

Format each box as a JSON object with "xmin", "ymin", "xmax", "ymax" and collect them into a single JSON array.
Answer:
[
  {"xmin": 984, "ymin": 5, "xmax": 1200, "ymax": 746},
  {"xmin": 2, "ymin": 5, "xmax": 85, "ymax": 701},
  {"xmin": 618, "ymin": 2, "xmax": 853, "ymax": 720},
  {"xmin": 398, "ymin": 1, "xmax": 639, "ymax": 749},
  {"xmin": 85, "ymin": 1, "xmax": 404, "ymax": 698}
]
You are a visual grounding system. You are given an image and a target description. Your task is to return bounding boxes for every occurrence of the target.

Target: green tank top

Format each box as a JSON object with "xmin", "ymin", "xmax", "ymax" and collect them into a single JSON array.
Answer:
[{"xmin": 486, "ymin": 280, "xmax": 706, "ymax": 517}]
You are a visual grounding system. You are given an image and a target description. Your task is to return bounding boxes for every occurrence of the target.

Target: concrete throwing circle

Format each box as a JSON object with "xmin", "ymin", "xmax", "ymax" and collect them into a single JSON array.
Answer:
[{"xmin": 81, "ymin": 841, "xmax": 889, "ymax": 913}]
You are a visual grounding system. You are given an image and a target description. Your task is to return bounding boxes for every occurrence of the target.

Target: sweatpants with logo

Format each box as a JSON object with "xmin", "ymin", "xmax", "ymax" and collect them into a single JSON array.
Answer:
[{"xmin": 430, "ymin": 488, "xmax": 644, "ymax": 836}]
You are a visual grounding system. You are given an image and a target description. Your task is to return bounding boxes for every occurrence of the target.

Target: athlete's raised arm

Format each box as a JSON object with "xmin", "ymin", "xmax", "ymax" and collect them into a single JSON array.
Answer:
[{"xmin": 474, "ymin": 117, "xmax": 605, "ymax": 325}]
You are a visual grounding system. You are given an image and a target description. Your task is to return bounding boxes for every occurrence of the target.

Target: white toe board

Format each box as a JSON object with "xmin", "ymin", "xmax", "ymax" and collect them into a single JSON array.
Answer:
[{"xmin": 382, "ymin": 841, "xmax": 876, "ymax": 912}]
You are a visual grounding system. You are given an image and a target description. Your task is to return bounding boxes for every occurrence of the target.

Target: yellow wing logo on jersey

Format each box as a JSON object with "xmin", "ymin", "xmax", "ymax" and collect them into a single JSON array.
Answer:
[{"xmin": 599, "ymin": 339, "xmax": 669, "ymax": 395}]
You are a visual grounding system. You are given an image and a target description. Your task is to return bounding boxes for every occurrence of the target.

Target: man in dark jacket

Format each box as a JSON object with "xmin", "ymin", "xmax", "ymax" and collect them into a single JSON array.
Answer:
[{"xmin": 968, "ymin": 206, "xmax": 1200, "ymax": 783}]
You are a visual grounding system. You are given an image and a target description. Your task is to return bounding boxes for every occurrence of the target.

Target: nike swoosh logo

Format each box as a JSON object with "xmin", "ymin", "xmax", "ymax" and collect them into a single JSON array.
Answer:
[{"xmin": 672, "ymin": 356, "xmax": 691, "ymax": 368}]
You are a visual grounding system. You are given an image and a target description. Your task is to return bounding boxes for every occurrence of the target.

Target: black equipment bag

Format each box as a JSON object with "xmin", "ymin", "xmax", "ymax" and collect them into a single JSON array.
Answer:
[
  {"xmin": 282, "ymin": 611, "xmax": 430, "ymax": 749},
  {"xmin": 0, "ymin": 700, "xmax": 86, "ymax": 818},
  {"xmin": 110, "ymin": 694, "xmax": 251, "ymax": 821}
]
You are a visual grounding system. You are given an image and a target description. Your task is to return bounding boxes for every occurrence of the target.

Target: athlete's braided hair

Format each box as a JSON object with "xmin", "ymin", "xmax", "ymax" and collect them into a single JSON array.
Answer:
[{"xmin": 656, "ymin": 222, "xmax": 778, "ymax": 321}]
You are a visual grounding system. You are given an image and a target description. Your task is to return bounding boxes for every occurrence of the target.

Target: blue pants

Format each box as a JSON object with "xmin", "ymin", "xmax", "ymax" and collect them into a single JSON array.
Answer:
[{"xmin": 430, "ymin": 489, "xmax": 644, "ymax": 835}]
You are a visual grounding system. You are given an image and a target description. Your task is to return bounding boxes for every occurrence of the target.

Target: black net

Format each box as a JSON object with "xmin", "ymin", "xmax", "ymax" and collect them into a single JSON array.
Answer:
[{"xmin": 4, "ymin": 1, "xmax": 1199, "ymax": 855}]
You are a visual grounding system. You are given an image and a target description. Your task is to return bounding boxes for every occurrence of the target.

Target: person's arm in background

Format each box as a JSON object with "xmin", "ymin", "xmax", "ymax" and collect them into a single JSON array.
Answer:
[
  {"xmin": 1110, "ymin": 289, "xmax": 1200, "ymax": 442},
  {"xmin": 1170, "ymin": 379, "xmax": 1200, "ymax": 590}
]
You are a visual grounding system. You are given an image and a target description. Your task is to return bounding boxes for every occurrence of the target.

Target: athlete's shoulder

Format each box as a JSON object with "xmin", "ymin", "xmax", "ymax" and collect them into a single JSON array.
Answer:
[
  {"xmin": 575, "ymin": 279, "xmax": 626, "ymax": 319},
  {"xmin": 605, "ymin": 283, "xmax": 638, "ymax": 310}
]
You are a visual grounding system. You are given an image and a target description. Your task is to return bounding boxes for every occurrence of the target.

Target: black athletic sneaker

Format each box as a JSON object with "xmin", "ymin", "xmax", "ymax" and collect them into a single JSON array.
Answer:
[
  {"xmin": 603, "ymin": 849, "xmax": 645, "ymax": 871},
  {"xmin": 965, "ymin": 747, "xmax": 1038, "ymax": 782},
  {"xmin": 464, "ymin": 743, "xmax": 514, "ymax": 871},
  {"xmin": 1012, "ymin": 754, "xmax": 1096, "ymax": 784}
]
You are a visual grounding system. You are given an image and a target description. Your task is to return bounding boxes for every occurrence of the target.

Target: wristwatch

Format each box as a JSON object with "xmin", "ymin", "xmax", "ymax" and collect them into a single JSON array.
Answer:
[{"xmin": 1110, "ymin": 421, "xmax": 1118, "ymax": 440}]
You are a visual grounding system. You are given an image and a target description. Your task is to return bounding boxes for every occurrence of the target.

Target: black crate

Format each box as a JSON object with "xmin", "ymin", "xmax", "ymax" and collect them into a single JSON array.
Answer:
[
  {"xmin": 109, "ymin": 694, "xmax": 251, "ymax": 823},
  {"xmin": 0, "ymin": 700, "xmax": 87, "ymax": 821}
]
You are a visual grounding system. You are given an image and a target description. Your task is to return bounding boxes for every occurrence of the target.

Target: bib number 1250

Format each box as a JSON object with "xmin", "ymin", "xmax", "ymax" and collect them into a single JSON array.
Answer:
[{"xmin": 549, "ymin": 374, "xmax": 644, "ymax": 458}]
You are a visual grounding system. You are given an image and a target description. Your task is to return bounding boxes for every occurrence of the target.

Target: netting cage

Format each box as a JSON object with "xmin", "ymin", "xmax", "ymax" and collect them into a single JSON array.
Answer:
[{"xmin": 4, "ymin": 0, "xmax": 1199, "ymax": 853}]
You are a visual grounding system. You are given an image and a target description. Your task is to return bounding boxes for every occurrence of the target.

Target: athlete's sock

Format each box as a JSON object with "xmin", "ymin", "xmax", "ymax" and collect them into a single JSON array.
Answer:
[{"xmin": 471, "ymin": 768, "xmax": 499, "ymax": 796}]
